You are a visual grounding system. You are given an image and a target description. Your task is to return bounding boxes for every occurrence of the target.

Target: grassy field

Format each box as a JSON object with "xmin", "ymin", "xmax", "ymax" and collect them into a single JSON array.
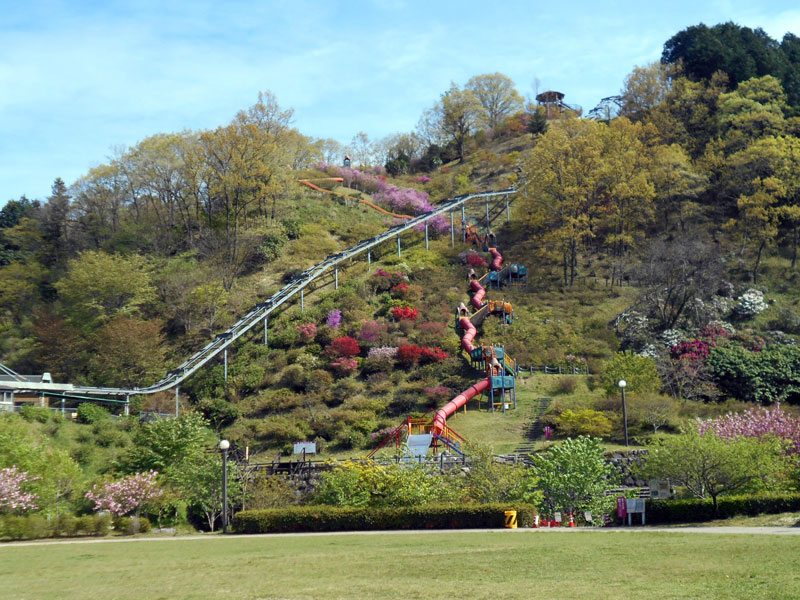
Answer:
[{"xmin": 2, "ymin": 530, "xmax": 799, "ymax": 599}]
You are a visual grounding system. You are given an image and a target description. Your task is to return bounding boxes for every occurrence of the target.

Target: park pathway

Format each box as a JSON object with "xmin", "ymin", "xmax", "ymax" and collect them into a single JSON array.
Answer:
[{"xmin": 2, "ymin": 525, "xmax": 799, "ymax": 549}]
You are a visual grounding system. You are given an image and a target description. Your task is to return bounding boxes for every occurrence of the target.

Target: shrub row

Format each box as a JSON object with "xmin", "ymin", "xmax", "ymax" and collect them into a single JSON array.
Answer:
[
  {"xmin": 233, "ymin": 503, "xmax": 537, "ymax": 534},
  {"xmin": 646, "ymin": 493, "xmax": 800, "ymax": 524},
  {"xmin": 0, "ymin": 514, "xmax": 152, "ymax": 541}
]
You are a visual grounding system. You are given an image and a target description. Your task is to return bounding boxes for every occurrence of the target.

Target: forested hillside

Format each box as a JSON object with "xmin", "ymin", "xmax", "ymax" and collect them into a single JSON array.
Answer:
[{"xmin": 1, "ymin": 20, "xmax": 799, "ymax": 468}]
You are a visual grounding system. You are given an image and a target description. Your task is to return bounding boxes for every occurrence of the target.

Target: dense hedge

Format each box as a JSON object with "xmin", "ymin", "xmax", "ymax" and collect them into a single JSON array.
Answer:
[
  {"xmin": 0, "ymin": 514, "xmax": 152, "ymax": 541},
  {"xmin": 233, "ymin": 503, "xmax": 538, "ymax": 534},
  {"xmin": 646, "ymin": 493, "xmax": 800, "ymax": 524}
]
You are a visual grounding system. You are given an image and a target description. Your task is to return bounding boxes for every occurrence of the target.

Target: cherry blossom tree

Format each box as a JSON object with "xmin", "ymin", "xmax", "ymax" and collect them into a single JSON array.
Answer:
[
  {"xmin": 0, "ymin": 466, "xmax": 39, "ymax": 513},
  {"xmin": 697, "ymin": 404, "xmax": 800, "ymax": 454},
  {"xmin": 85, "ymin": 471, "xmax": 163, "ymax": 517}
]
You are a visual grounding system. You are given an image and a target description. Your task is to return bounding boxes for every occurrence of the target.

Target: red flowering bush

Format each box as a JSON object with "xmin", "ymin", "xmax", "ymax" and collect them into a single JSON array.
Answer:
[
  {"xmin": 420, "ymin": 346, "xmax": 449, "ymax": 364},
  {"xmin": 671, "ymin": 339, "xmax": 711, "ymax": 362},
  {"xmin": 466, "ymin": 253, "xmax": 488, "ymax": 268},
  {"xmin": 397, "ymin": 344, "xmax": 423, "ymax": 367},
  {"xmin": 392, "ymin": 306, "xmax": 419, "ymax": 321},
  {"xmin": 327, "ymin": 336, "xmax": 360, "ymax": 358},
  {"xmin": 396, "ymin": 344, "xmax": 448, "ymax": 367},
  {"xmin": 370, "ymin": 268, "xmax": 407, "ymax": 292},
  {"xmin": 699, "ymin": 325, "xmax": 730, "ymax": 344},
  {"xmin": 391, "ymin": 282, "xmax": 409, "ymax": 297}
]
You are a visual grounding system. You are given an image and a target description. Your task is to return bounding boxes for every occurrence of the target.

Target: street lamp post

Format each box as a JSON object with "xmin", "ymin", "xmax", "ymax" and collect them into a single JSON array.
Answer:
[
  {"xmin": 219, "ymin": 439, "xmax": 230, "ymax": 533},
  {"xmin": 618, "ymin": 380, "xmax": 629, "ymax": 447}
]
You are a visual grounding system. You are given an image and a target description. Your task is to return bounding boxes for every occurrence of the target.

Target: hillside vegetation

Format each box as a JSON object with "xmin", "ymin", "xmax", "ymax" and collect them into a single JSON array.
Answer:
[{"xmin": 1, "ymin": 20, "xmax": 800, "ymax": 531}]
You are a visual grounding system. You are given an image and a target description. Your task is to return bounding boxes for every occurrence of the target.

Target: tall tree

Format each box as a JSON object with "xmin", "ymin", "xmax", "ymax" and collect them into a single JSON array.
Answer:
[
  {"xmin": 619, "ymin": 62, "xmax": 673, "ymax": 121},
  {"xmin": 55, "ymin": 250, "xmax": 156, "ymax": 330},
  {"xmin": 465, "ymin": 72, "xmax": 524, "ymax": 131},
  {"xmin": 427, "ymin": 83, "xmax": 481, "ymax": 162},
  {"xmin": 39, "ymin": 178, "xmax": 73, "ymax": 268}
]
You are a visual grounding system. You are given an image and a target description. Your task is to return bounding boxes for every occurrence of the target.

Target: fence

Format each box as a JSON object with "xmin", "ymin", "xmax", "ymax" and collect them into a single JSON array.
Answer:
[{"xmin": 520, "ymin": 365, "xmax": 590, "ymax": 375}]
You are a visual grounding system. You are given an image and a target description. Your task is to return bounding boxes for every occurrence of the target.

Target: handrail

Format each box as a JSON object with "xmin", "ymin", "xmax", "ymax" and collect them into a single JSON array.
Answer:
[{"xmin": 3, "ymin": 188, "xmax": 515, "ymax": 397}]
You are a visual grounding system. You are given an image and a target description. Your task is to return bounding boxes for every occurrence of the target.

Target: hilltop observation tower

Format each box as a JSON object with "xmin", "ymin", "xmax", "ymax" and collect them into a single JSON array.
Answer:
[{"xmin": 535, "ymin": 90, "xmax": 582, "ymax": 119}]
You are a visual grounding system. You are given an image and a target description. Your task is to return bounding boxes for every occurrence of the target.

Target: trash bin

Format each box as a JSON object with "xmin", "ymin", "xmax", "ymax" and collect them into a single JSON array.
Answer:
[{"xmin": 504, "ymin": 510, "xmax": 518, "ymax": 529}]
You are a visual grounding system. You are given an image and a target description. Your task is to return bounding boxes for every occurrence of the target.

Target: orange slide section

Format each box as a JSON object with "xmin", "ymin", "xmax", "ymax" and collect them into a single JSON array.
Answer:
[{"xmin": 298, "ymin": 178, "xmax": 413, "ymax": 220}]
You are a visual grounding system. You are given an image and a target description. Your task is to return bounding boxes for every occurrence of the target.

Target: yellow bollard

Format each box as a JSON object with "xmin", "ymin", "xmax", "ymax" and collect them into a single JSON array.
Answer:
[{"xmin": 504, "ymin": 510, "xmax": 518, "ymax": 529}]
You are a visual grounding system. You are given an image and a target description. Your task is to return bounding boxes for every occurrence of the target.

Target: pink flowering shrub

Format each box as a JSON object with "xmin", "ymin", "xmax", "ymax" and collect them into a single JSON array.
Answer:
[
  {"xmin": 357, "ymin": 320, "xmax": 386, "ymax": 344},
  {"xmin": 698, "ymin": 404, "xmax": 800, "ymax": 454},
  {"xmin": 314, "ymin": 163, "xmax": 449, "ymax": 232},
  {"xmin": 331, "ymin": 356, "xmax": 359, "ymax": 376},
  {"xmin": 85, "ymin": 471, "xmax": 163, "ymax": 517},
  {"xmin": 296, "ymin": 322, "xmax": 317, "ymax": 341},
  {"xmin": 0, "ymin": 466, "xmax": 39, "ymax": 513},
  {"xmin": 423, "ymin": 386, "xmax": 452, "ymax": 403}
]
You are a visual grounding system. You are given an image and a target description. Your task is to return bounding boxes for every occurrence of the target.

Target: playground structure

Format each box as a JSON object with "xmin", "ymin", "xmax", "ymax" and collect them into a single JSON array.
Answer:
[{"xmin": 369, "ymin": 217, "xmax": 524, "ymax": 459}]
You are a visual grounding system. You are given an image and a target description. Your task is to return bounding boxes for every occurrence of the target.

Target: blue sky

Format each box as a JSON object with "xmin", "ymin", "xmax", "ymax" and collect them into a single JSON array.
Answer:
[{"xmin": 2, "ymin": 0, "xmax": 800, "ymax": 204}]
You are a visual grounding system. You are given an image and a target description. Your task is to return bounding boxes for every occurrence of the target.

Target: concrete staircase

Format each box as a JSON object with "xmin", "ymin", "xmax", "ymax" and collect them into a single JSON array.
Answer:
[{"xmin": 513, "ymin": 397, "xmax": 552, "ymax": 455}]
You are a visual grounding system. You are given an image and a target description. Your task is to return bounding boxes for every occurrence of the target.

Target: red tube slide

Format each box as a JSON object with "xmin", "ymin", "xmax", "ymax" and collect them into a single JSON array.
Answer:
[
  {"xmin": 489, "ymin": 248, "xmax": 503, "ymax": 271},
  {"xmin": 432, "ymin": 377, "xmax": 491, "ymax": 435},
  {"xmin": 469, "ymin": 279, "xmax": 485, "ymax": 310},
  {"xmin": 459, "ymin": 316, "xmax": 477, "ymax": 352}
]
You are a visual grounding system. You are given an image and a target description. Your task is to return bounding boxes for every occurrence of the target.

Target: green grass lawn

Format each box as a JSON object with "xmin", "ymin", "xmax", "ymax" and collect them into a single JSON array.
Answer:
[{"xmin": 2, "ymin": 530, "xmax": 799, "ymax": 599}]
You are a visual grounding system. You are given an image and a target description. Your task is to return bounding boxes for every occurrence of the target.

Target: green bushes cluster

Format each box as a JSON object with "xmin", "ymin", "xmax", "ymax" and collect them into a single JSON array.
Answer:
[
  {"xmin": 233, "ymin": 503, "xmax": 538, "ymax": 534},
  {"xmin": 0, "ymin": 513, "xmax": 113, "ymax": 541},
  {"xmin": 646, "ymin": 493, "xmax": 800, "ymax": 524}
]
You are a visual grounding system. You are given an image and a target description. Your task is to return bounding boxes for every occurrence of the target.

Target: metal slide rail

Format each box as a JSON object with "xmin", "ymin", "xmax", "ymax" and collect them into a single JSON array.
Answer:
[{"xmin": 2, "ymin": 188, "xmax": 515, "ymax": 398}]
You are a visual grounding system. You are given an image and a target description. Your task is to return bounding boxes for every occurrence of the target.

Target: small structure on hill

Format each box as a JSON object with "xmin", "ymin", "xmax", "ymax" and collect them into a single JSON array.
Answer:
[
  {"xmin": 535, "ymin": 90, "xmax": 582, "ymax": 119},
  {"xmin": 343, "ymin": 155, "xmax": 351, "ymax": 168}
]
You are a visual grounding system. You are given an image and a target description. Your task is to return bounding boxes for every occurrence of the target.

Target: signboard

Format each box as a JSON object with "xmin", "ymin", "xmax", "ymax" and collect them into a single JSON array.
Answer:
[
  {"xmin": 616, "ymin": 497, "xmax": 627, "ymax": 519},
  {"xmin": 554, "ymin": 512, "xmax": 562, "ymax": 523},
  {"xmin": 293, "ymin": 442, "xmax": 316, "ymax": 455}
]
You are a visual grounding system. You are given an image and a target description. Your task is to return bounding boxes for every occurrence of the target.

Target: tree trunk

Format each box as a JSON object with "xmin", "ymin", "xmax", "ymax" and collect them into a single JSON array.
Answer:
[{"xmin": 752, "ymin": 239, "xmax": 766, "ymax": 284}]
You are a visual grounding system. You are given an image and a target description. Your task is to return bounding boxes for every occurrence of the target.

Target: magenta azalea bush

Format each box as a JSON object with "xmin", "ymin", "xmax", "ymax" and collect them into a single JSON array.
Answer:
[
  {"xmin": 315, "ymin": 163, "xmax": 450, "ymax": 232},
  {"xmin": 0, "ymin": 466, "xmax": 39, "ymax": 513},
  {"xmin": 85, "ymin": 471, "xmax": 163, "ymax": 517},
  {"xmin": 697, "ymin": 404, "xmax": 800, "ymax": 454}
]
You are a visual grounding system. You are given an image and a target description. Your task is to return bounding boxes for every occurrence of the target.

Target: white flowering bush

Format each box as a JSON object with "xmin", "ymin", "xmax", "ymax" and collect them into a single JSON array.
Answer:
[
  {"xmin": 734, "ymin": 289, "xmax": 767, "ymax": 317},
  {"xmin": 659, "ymin": 329, "xmax": 683, "ymax": 347},
  {"xmin": 638, "ymin": 344, "xmax": 657, "ymax": 358}
]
